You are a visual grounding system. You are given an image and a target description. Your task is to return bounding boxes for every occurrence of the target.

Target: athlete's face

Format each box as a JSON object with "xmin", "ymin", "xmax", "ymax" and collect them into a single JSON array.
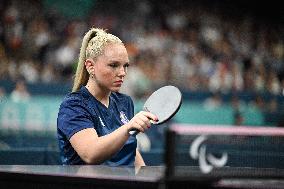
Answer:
[{"xmin": 92, "ymin": 43, "xmax": 129, "ymax": 92}]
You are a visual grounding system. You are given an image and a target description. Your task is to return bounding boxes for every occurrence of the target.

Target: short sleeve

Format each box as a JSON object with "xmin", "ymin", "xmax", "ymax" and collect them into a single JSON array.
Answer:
[{"xmin": 57, "ymin": 97, "xmax": 95, "ymax": 140}]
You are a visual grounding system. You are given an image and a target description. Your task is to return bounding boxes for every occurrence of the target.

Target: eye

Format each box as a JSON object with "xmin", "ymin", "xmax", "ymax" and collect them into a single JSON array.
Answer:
[
  {"xmin": 109, "ymin": 63, "xmax": 119, "ymax": 68},
  {"xmin": 124, "ymin": 63, "xmax": 130, "ymax": 68}
]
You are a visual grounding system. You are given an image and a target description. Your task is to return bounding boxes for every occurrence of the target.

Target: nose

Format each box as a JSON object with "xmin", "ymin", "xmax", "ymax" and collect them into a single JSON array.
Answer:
[{"xmin": 118, "ymin": 66, "xmax": 127, "ymax": 77}]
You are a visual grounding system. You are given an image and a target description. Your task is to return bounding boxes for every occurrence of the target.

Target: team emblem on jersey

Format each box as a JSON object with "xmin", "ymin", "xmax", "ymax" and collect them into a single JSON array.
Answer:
[{"xmin": 120, "ymin": 111, "xmax": 129, "ymax": 124}]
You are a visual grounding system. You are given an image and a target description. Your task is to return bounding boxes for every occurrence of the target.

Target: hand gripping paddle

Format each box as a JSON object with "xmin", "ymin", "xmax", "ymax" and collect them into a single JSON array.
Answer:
[{"xmin": 129, "ymin": 85, "xmax": 182, "ymax": 135}]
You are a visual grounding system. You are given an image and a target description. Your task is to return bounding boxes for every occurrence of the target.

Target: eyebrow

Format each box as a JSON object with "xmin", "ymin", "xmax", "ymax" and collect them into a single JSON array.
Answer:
[{"xmin": 109, "ymin": 60, "xmax": 130, "ymax": 65}]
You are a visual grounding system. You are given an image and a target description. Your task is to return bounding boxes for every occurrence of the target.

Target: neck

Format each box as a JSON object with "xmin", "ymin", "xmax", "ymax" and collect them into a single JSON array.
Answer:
[{"xmin": 85, "ymin": 80, "xmax": 111, "ymax": 107}]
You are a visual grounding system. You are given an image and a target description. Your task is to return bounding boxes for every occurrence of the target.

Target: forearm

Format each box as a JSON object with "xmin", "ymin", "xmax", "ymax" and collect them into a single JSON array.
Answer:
[
  {"xmin": 82, "ymin": 125, "xmax": 130, "ymax": 164},
  {"xmin": 71, "ymin": 111, "xmax": 157, "ymax": 164},
  {"xmin": 91, "ymin": 125, "xmax": 129, "ymax": 164},
  {"xmin": 91, "ymin": 111, "xmax": 157, "ymax": 164}
]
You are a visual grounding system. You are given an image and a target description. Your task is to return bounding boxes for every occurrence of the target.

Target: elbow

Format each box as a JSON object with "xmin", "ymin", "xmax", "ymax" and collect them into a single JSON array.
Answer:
[
  {"xmin": 80, "ymin": 152, "xmax": 104, "ymax": 165},
  {"xmin": 84, "ymin": 157, "xmax": 101, "ymax": 165},
  {"xmin": 81, "ymin": 155, "xmax": 94, "ymax": 164},
  {"xmin": 83, "ymin": 158, "xmax": 97, "ymax": 165}
]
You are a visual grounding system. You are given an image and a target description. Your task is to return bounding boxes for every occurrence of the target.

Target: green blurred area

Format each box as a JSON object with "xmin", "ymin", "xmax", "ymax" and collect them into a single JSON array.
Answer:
[
  {"xmin": 0, "ymin": 96, "xmax": 264, "ymax": 135},
  {"xmin": 0, "ymin": 96, "xmax": 277, "ymax": 166},
  {"xmin": 43, "ymin": 0, "xmax": 96, "ymax": 19},
  {"xmin": 135, "ymin": 101, "xmax": 263, "ymax": 126}
]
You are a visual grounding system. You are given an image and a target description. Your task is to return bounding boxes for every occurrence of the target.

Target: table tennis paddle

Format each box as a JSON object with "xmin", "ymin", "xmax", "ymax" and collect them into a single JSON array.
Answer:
[{"xmin": 129, "ymin": 85, "xmax": 182, "ymax": 135}]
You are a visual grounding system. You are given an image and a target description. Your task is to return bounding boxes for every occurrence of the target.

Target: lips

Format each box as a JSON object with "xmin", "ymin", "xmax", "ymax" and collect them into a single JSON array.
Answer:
[{"xmin": 114, "ymin": 80, "xmax": 123, "ymax": 85}]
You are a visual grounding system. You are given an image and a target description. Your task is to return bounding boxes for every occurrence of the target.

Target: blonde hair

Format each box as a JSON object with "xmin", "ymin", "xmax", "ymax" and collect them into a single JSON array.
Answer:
[{"xmin": 72, "ymin": 28, "xmax": 123, "ymax": 92}]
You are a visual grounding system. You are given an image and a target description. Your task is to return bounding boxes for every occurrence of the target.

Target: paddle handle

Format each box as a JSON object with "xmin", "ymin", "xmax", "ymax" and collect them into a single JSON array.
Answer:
[{"xmin": 129, "ymin": 129, "xmax": 139, "ymax": 135}]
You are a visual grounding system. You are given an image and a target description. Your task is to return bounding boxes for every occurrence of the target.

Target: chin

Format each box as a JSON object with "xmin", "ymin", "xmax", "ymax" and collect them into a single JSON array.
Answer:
[
  {"xmin": 110, "ymin": 87, "xmax": 121, "ymax": 92},
  {"xmin": 112, "ymin": 89, "xmax": 120, "ymax": 93}
]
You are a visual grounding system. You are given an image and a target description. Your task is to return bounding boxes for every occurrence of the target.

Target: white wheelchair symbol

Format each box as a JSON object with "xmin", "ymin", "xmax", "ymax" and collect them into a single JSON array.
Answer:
[{"xmin": 189, "ymin": 135, "xmax": 228, "ymax": 174}]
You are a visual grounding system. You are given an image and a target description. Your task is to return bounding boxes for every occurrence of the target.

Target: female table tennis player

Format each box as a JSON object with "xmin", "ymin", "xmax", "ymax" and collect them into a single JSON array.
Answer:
[{"xmin": 57, "ymin": 28, "xmax": 158, "ymax": 166}]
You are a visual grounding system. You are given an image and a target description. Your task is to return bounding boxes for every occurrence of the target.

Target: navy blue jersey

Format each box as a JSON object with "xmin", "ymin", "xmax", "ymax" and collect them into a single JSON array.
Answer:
[{"xmin": 57, "ymin": 86, "xmax": 136, "ymax": 166}]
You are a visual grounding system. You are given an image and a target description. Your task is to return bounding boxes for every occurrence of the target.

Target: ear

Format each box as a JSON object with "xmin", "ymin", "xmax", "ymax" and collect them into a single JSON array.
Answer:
[{"xmin": 85, "ymin": 59, "xmax": 95, "ymax": 74}]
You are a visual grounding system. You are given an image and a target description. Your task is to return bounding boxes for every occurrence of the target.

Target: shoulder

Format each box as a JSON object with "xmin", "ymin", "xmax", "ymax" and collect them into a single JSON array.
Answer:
[
  {"xmin": 61, "ymin": 91, "xmax": 84, "ymax": 106},
  {"xmin": 59, "ymin": 89, "xmax": 91, "ymax": 112}
]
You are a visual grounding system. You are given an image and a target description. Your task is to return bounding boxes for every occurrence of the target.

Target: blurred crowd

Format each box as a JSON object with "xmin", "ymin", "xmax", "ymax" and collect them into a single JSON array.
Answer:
[{"xmin": 0, "ymin": 0, "xmax": 283, "ymax": 100}]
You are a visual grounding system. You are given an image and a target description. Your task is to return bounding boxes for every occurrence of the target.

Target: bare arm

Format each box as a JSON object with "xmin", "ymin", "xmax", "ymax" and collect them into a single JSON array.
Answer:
[{"xmin": 70, "ymin": 111, "xmax": 158, "ymax": 164}]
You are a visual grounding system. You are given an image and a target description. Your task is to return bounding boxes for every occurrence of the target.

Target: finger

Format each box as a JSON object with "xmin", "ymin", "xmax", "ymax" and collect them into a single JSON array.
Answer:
[
  {"xmin": 133, "ymin": 112, "xmax": 151, "ymax": 125},
  {"xmin": 135, "ymin": 119, "xmax": 149, "ymax": 131},
  {"xmin": 135, "ymin": 123, "xmax": 145, "ymax": 133},
  {"xmin": 130, "ymin": 117, "xmax": 144, "ymax": 132},
  {"xmin": 139, "ymin": 114, "xmax": 152, "ymax": 125},
  {"xmin": 141, "ymin": 111, "xmax": 159, "ymax": 122}
]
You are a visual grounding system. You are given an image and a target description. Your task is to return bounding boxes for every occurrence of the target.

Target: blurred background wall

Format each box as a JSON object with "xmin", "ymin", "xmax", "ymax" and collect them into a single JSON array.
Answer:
[{"xmin": 0, "ymin": 0, "xmax": 283, "ymax": 165}]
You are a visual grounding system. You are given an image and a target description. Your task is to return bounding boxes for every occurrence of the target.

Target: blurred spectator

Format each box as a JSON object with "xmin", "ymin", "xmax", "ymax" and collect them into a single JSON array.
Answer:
[
  {"xmin": 54, "ymin": 37, "xmax": 78, "ymax": 80},
  {"xmin": 203, "ymin": 92, "xmax": 222, "ymax": 110},
  {"xmin": 18, "ymin": 57, "xmax": 40, "ymax": 83},
  {"xmin": 10, "ymin": 80, "xmax": 30, "ymax": 102},
  {"xmin": 0, "ymin": 43, "xmax": 9, "ymax": 80},
  {"xmin": 0, "ymin": 86, "xmax": 6, "ymax": 99},
  {"xmin": 264, "ymin": 98, "xmax": 281, "ymax": 126},
  {"xmin": 120, "ymin": 61, "xmax": 152, "ymax": 100},
  {"xmin": 233, "ymin": 110, "xmax": 244, "ymax": 126},
  {"xmin": 0, "ymin": 0, "xmax": 283, "ymax": 104},
  {"xmin": 250, "ymin": 95, "xmax": 265, "ymax": 111},
  {"xmin": 230, "ymin": 95, "xmax": 245, "ymax": 126}
]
